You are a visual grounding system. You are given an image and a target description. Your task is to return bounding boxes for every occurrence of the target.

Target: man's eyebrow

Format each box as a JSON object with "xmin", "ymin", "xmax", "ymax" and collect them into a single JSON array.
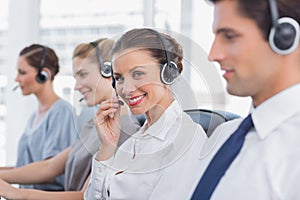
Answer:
[{"xmin": 215, "ymin": 27, "xmax": 233, "ymax": 35}]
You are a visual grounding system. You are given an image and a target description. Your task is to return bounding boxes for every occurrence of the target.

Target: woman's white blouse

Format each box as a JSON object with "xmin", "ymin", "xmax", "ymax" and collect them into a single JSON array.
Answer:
[{"xmin": 84, "ymin": 100, "xmax": 207, "ymax": 200}]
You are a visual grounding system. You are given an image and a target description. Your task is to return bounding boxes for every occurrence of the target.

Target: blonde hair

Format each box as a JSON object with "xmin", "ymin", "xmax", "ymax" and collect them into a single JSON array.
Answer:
[{"xmin": 73, "ymin": 38, "xmax": 115, "ymax": 63}]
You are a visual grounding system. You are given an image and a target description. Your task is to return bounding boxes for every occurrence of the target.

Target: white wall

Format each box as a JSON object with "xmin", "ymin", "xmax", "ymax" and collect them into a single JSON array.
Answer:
[
  {"xmin": 5, "ymin": 0, "xmax": 41, "ymax": 166},
  {"xmin": 193, "ymin": 1, "xmax": 252, "ymax": 116}
]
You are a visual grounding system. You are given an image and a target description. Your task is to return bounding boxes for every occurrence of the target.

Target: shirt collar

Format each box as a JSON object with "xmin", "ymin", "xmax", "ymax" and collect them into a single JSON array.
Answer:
[
  {"xmin": 139, "ymin": 100, "xmax": 182, "ymax": 141},
  {"xmin": 252, "ymin": 83, "xmax": 300, "ymax": 139}
]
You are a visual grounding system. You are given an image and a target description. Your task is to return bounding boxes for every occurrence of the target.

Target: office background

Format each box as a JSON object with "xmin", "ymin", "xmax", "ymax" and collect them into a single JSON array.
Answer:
[{"xmin": 0, "ymin": 0, "xmax": 251, "ymax": 166}]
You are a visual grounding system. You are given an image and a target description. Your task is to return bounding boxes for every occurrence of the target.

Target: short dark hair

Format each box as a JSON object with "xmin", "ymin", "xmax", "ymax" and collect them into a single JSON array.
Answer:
[
  {"xmin": 207, "ymin": 0, "xmax": 300, "ymax": 41},
  {"xmin": 19, "ymin": 44, "xmax": 59, "ymax": 80}
]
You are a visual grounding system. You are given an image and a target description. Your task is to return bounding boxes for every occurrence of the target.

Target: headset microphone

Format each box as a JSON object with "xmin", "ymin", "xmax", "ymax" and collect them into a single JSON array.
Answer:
[
  {"xmin": 110, "ymin": 66, "xmax": 124, "ymax": 106},
  {"xmin": 12, "ymin": 85, "xmax": 19, "ymax": 91},
  {"xmin": 111, "ymin": 66, "xmax": 117, "ymax": 96},
  {"xmin": 79, "ymin": 97, "xmax": 84, "ymax": 102}
]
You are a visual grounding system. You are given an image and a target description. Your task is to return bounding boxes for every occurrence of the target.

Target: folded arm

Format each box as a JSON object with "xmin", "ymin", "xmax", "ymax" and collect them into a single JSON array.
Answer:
[
  {"xmin": 0, "ymin": 147, "xmax": 71, "ymax": 184},
  {"xmin": 0, "ymin": 178, "xmax": 83, "ymax": 200}
]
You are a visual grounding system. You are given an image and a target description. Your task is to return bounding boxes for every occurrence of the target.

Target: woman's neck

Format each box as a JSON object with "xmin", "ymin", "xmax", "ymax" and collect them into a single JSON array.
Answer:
[
  {"xmin": 36, "ymin": 85, "xmax": 59, "ymax": 114},
  {"xmin": 38, "ymin": 95, "xmax": 59, "ymax": 113},
  {"xmin": 146, "ymin": 97, "xmax": 174, "ymax": 126},
  {"xmin": 32, "ymin": 91, "xmax": 59, "ymax": 128}
]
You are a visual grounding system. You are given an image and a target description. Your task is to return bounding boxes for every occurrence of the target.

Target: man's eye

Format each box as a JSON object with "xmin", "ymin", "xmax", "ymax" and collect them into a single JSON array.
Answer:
[{"xmin": 224, "ymin": 33, "xmax": 238, "ymax": 41}]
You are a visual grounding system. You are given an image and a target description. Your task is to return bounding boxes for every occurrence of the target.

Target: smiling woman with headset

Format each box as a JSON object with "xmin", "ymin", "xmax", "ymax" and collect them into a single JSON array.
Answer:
[
  {"xmin": 0, "ymin": 44, "xmax": 78, "ymax": 191},
  {"xmin": 84, "ymin": 28, "xmax": 207, "ymax": 200}
]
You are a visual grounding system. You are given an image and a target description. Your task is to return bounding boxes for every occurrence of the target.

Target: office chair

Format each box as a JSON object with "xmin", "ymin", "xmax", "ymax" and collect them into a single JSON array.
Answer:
[
  {"xmin": 184, "ymin": 109, "xmax": 240, "ymax": 137},
  {"xmin": 131, "ymin": 109, "xmax": 240, "ymax": 137}
]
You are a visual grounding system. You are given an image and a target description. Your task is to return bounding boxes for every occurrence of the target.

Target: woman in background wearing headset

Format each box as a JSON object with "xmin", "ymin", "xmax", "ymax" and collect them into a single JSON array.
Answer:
[
  {"xmin": 0, "ymin": 44, "xmax": 78, "ymax": 191},
  {"xmin": 0, "ymin": 39, "xmax": 140, "ymax": 199},
  {"xmin": 84, "ymin": 28, "xmax": 207, "ymax": 200}
]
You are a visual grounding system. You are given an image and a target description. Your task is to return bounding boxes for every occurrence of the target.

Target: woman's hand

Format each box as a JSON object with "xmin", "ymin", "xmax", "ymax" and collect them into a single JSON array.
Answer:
[
  {"xmin": 0, "ymin": 178, "xmax": 23, "ymax": 199},
  {"xmin": 94, "ymin": 98, "xmax": 122, "ymax": 161}
]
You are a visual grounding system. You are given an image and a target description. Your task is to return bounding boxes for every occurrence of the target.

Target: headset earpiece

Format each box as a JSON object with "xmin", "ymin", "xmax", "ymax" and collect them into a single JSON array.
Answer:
[
  {"xmin": 90, "ymin": 41, "xmax": 112, "ymax": 78},
  {"xmin": 268, "ymin": 0, "xmax": 300, "ymax": 55},
  {"xmin": 161, "ymin": 61, "xmax": 179, "ymax": 85},
  {"xmin": 269, "ymin": 17, "xmax": 300, "ymax": 55},
  {"xmin": 101, "ymin": 61, "xmax": 112, "ymax": 78},
  {"xmin": 36, "ymin": 46, "xmax": 49, "ymax": 84},
  {"xmin": 146, "ymin": 29, "xmax": 179, "ymax": 85},
  {"xmin": 36, "ymin": 70, "xmax": 49, "ymax": 84}
]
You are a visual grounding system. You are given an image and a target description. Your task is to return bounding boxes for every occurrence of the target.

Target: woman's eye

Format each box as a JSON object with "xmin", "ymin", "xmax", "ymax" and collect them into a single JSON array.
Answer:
[
  {"xmin": 132, "ymin": 71, "xmax": 144, "ymax": 78},
  {"xmin": 79, "ymin": 72, "xmax": 88, "ymax": 78},
  {"xmin": 18, "ymin": 70, "xmax": 26, "ymax": 75},
  {"xmin": 115, "ymin": 76, "xmax": 124, "ymax": 83}
]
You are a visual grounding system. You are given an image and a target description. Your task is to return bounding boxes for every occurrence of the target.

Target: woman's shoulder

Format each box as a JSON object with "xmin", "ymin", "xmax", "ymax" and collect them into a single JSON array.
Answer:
[
  {"xmin": 181, "ymin": 111, "xmax": 207, "ymax": 138},
  {"xmin": 50, "ymin": 98, "xmax": 74, "ymax": 111},
  {"xmin": 46, "ymin": 99, "xmax": 76, "ymax": 119}
]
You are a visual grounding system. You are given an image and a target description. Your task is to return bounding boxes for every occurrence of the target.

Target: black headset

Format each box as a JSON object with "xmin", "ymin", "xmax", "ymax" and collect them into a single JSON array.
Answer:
[
  {"xmin": 268, "ymin": 0, "xmax": 300, "ymax": 55},
  {"xmin": 146, "ymin": 29, "xmax": 180, "ymax": 85},
  {"xmin": 90, "ymin": 41, "xmax": 112, "ymax": 78},
  {"xmin": 36, "ymin": 46, "xmax": 49, "ymax": 84}
]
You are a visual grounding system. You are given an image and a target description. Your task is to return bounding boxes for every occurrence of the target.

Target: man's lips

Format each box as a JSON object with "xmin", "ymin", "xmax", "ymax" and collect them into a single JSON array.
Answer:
[{"xmin": 222, "ymin": 68, "xmax": 234, "ymax": 79}]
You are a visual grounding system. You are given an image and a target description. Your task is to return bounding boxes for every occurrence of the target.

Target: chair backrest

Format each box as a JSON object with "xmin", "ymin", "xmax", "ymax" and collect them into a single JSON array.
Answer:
[
  {"xmin": 184, "ymin": 109, "xmax": 240, "ymax": 137},
  {"xmin": 132, "ymin": 114, "xmax": 147, "ymax": 126},
  {"xmin": 130, "ymin": 109, "xmax": 240, "ymax": 137}
]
